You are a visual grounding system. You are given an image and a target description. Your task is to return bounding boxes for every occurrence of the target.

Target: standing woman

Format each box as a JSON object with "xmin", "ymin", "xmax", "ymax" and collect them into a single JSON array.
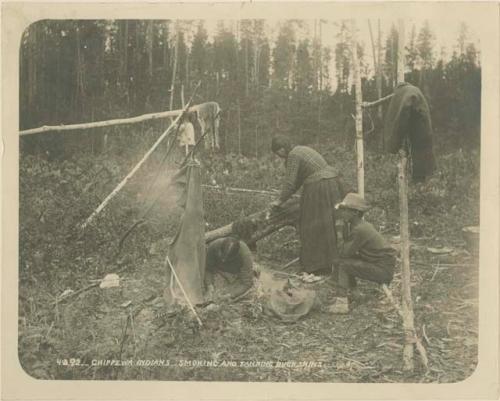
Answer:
[{"xmin": 270, "ymin": 135, "xmax": 350, "ymax": 274}]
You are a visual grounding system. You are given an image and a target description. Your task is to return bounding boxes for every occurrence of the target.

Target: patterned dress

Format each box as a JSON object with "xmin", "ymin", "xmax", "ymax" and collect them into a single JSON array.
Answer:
[{"xmin": 278, "ymin": 146, "xmax": 350, "ymax": 273}]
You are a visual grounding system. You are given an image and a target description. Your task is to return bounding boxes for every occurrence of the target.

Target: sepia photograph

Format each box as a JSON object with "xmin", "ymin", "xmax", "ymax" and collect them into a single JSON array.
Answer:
[{"xmin": 2, "ymin": 2, "xmax": 499, "ymax": 399}]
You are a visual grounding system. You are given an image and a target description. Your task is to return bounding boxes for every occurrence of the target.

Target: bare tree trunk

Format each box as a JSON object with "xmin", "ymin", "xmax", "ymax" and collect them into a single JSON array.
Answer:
[
  {"xmin": 368, "ymin": 18, "xmax": 382, "ymax": 140},
  {"xmin": 215, "ymin": 71, "xmax": 219, "ymax": 97},
  {"xmin": 169, "ymin": 22, "xmax": 179, "ymax": 111},
  {"xmin": 351, "ymin": 20, "xmax": 364, "ymax": 197},
  {"xmin": 368, "ymin": 19, "xmax": 378, "ymax": 81},
  {"xmin": 255, "ymin": 123, "xmax": 258, "ymax": 158},
  {"xmin": 147, "ymin": 21, "xmax": 154, "ymax": 79},
  {"xmin": 317, "ymin": 20, "xmax": 323, "ymax": 145},
  {"xmin": 245, "ymin": 38, "xmax": 249, "ymax": 97},
  {"xmin": 317, "ymin": 92, "xmax": 322, "ymax": 146},
  {"xmin": 397, "ymin": 20, "xmax": 405, "ymax": 83},
  {"xmin": 253, "ymin": 36, "xmax": 259, "ymax": 90},
  {"xmin": 377, "ymin": 19, "xmax": 383, "ymax": 120},
  {"xmin": 319, "ymin": 20, "xmax": 323, "ymax": 91},
  {"xmin": 237, "ymin": 98, "xmax": 242, "ymax": 155},
  {"xmin": 122, "ymin": 21, "xmax": 130, "ymax": 107},
  {"xmin": 185, "ymin": 52, "xmax": 190, "ymax": 90}
]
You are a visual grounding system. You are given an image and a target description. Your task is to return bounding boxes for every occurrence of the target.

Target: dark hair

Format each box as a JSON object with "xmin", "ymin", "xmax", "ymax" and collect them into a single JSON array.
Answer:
[
  {"xmin": 220, "ymin": 237, "xmax": 240, "ymax": 262},
  {"xmin": 271, "ymin": 135, "xmax": 292, "ymax": 154}
]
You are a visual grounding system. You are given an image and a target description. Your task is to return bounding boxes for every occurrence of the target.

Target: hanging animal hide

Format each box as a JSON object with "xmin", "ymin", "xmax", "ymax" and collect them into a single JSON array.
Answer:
[
  {"xmin": 189, "ymin": 102, "xmax": 221, "ymax": 151},
  {"xmin": 383, "ymin": 83, "xmax": 436, "ymax": 181}
]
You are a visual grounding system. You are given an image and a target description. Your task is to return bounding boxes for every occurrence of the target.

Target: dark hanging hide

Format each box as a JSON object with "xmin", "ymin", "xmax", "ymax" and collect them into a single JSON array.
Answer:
[
  {"xmin": 383, "ymin": 83, "xmax": 436, "ymax": 181},
  {"xmin": 166, "ymin": 159, "xmax": 206, "ymax": 305}
]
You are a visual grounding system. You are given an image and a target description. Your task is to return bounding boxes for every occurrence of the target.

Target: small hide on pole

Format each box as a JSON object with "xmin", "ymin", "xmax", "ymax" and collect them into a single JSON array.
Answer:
[{"xmin": 166, "ymin": 159, "xmax": 206, "ymax": 306}]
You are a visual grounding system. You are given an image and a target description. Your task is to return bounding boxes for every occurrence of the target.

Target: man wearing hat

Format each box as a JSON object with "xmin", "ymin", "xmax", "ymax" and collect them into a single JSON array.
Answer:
[{"xmin": 334, "ymin": 193, "xmax": 397, "ymax": 300}]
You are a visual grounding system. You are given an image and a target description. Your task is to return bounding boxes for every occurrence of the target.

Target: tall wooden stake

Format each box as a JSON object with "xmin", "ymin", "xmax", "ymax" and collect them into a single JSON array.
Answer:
[
  {"xmin": 377, "ymin": 20, "xmax": 383, "ymax": 120},
  {"xmin": 351, "ymin": 20, "xmax": 364, "ymax": 197},
  {"xmin": 396, "ymin": 18, "xmax": 425, "ymax": 372},
  {"xmin": 397, "ymin": 20, "xmax": 405, "ymax": 84},
  {"xmin": 237, "ymin": 98, "xmax": 242, "ymax": 155},
  {"xmin": 169, "ymin": 22, "xmax": 179, "ymax": 112},
  {"xmin": 398, "ymin": 150, "xmax": 415, "ymax": 371}
]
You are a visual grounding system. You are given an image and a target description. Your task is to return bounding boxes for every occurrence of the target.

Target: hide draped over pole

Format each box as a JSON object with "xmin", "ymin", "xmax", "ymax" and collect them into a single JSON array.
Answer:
[
  {"xmin": 166, "ymin": 159, "xmax": 206, "ymax": 306},
  {"xmin": 383, "ymin": 82, "xmax": 436, "ymax": 181}
]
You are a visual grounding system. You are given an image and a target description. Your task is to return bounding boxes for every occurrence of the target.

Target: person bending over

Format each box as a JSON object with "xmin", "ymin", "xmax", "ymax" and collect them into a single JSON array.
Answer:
[
  {"xmin": 205, "ymin": 236, "xmax": 254, "ymax": 301},
  {"xmin": 270, "ymin": 135, "xmax": 350, "ymax": 274}
]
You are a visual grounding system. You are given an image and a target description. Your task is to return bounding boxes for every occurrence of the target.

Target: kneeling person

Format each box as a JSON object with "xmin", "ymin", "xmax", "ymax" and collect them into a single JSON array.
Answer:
[
  {"xmin": 335, "ymin": 193, "xmax": 396, "ymax": 297},
  {"xmin": 205, "ymin": 237, "xmax": 254, "ymax": 301}
]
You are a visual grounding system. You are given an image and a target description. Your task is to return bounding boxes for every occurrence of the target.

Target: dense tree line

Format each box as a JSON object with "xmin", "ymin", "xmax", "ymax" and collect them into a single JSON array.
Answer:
[{"xmin": 20, "ymin": 19, "xmax": 480, "ymax": 158}]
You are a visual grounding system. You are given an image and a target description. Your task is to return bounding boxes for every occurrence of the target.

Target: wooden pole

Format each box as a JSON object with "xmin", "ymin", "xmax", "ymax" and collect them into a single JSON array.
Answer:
[
  {"xmin": 377, "ymin": 20, "xmax": 383, "ymax": 120},
  {"xmin": 351, "ymin": 20, "xmax": 364, "ymax": 197},
  {"xmin": 181, "ymin": 84, "xmax": 188, "ymax": 155},
  {"xmin": 398, "ymin": 150, "xmax": 416, "ymax": 371},
  {"xmin": 362, "ymin": 93, "xmax": 394, "ymax": 108},
  {"xmin": 169, "ymin": 22, "xmax": 179, "ymax": 112},
  {"xmin": 396, "ymin": 19, "xmax": 426, "ymax": 372},
  {"xmin": 368, "ymin": 20, "xmax": 377, "ymax": 84},
  {"xmin": 80, "ymin": 115, "xmax": 182, "ymax": 230},
  {"xmin": 381, "ymin": 284, "xmax": 429, "ymax": 369},
  {"xmin": 202, "ymin": 184, "xmax": 278, "ymax": 196},
  {"xmin": 237, "ymin": 99, "xmax": 242, "ymax": 155},
  {"xmin": 165, "ymin": 255, "xmax": 203, "ymax": 327},
  {"xmin": 397, "ymin": 20, "xmax": 405, "ymax": 84},
  {"xmin": 80, "ymin": 82, "xmax": 201, "ymax": 230},
  {"xmin": 20, "ymin": 108, "xmax": 190, "ymax": 136}
]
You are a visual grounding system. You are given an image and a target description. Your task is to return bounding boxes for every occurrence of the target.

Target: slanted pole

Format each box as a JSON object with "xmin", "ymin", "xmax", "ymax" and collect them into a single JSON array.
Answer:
[
  {"xmin": 80, "ymin": 115, "xmax": 182, "ymax": 230},
  {"xmin": 351, "ymin": 19, "xmax": 364, "ymax": 197},
  {"xmin": 80, "ymin": 82, "xmax": 201, "ymax": 231}
]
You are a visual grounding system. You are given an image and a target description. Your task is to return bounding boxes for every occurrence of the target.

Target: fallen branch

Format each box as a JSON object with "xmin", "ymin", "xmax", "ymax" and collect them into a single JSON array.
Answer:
[
  {"xmin": 422, "ymin": 324, "xmax": 431, "ymax": 345},
  {"xmin": 52, "ymin": 282, "xmax": 99, "ymax": 305},
  {"xmin": 283, "ymin": 257, "xmax": 300, "ymax": 270},
  {"xmin": 431, "ymin": 263, "xmax": 475, "ymax": 268},
  {"xmin": 203, "ymin": 184, "xmax": 278, "ymax": 196}
]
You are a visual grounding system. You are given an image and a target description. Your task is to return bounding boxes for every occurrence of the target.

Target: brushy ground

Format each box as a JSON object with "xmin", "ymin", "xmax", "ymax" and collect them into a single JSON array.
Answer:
[{"xmin": 18, "ymin": 139, "xmax": 479, "ymax": 382}]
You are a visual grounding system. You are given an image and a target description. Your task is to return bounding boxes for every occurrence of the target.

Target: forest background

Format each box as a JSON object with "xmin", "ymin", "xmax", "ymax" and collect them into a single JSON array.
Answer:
[{"xmin": 19, "ymin": 19, "xmax": 480, "ymax": 157}]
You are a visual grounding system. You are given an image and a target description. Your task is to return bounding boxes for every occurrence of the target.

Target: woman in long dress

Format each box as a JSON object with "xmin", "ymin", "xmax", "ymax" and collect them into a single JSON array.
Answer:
[{"xmin": 271, "ymin": 135, "xmax": 350, "ymax": 274}]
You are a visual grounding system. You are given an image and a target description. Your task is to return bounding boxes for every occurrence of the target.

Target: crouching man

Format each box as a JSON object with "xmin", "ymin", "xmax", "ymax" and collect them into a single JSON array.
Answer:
[
  {"xmin": 333, "ymin": 193, "xmax": 397, "ymax": 304},
  {"xmin": 205, "ymin": 236, "xmax": 255, "ymax": 302}
]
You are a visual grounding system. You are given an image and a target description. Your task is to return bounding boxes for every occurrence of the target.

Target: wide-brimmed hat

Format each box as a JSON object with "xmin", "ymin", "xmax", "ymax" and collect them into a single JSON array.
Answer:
[{"xmin": 335, "ymin": 193, "xmax": 371, "ymax": 212}]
